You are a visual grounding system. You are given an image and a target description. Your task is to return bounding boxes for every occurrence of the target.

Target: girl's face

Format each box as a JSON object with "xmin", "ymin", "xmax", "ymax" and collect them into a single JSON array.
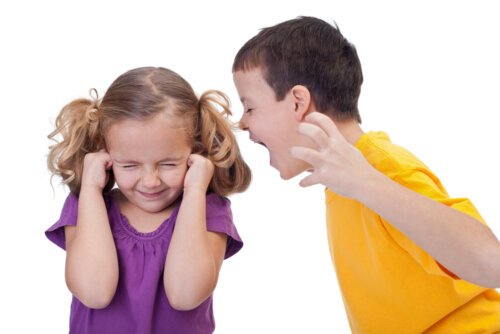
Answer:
[{"xmin": 106, "ymin": 112, "xmax": 192, "ymax": 214}]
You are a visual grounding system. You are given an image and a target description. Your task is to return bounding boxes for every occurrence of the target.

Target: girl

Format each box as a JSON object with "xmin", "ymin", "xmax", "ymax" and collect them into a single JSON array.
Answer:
[{"xmin": 46, "ymin": 67, "xmax": 251, "ymax": 334}]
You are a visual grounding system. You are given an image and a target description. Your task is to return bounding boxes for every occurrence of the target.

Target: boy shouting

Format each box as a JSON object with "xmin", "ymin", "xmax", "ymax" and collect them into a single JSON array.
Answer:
[{"xmin": 233, "ymin": 16, "xmax": 500, "ymax": 333}]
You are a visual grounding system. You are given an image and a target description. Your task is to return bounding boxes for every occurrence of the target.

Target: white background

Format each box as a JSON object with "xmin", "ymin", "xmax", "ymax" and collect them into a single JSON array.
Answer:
[{"xmin": 1, "ymin": 0, "xmax": 499, "ymax": 333}]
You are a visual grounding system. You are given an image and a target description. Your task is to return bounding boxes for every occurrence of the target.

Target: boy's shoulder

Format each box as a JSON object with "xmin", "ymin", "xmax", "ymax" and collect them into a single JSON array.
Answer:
[{"xmin": 356, "ymin": 131, "xmax": 434, "ymax": 181}]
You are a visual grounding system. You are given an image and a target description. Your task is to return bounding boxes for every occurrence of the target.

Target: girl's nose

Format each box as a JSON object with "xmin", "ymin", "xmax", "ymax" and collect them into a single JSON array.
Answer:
[{"xmin": 142, "ymin": 169, "xmax": 161, "ymax": 188}]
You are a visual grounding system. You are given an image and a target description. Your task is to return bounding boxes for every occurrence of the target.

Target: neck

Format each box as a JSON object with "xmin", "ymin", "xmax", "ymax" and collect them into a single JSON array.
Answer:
[{"xmin": 335, "ymin": 119, "xmax": 365, "ymax": 146}]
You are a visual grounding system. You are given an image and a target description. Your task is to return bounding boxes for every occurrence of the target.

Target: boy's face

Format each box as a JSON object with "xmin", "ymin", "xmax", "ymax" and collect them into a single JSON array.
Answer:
[{"xmin": 233, "ymin": 67, "xmax": 311, "ymax": 179}]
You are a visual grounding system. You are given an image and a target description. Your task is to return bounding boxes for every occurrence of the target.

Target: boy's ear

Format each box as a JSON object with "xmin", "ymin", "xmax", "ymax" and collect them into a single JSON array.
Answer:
[{"xmin": 291, "ymin": 85, "xmax": 311, "ymax": 121}]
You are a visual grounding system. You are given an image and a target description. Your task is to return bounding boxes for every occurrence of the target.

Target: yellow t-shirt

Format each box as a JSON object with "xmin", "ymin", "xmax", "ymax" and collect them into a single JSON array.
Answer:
[{"xmin": 325, "ymin": 131, "xmax": 500, "ymax": 333}]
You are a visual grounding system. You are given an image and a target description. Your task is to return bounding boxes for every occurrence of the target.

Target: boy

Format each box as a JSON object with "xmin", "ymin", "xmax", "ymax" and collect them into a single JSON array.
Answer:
[{"xmin": 232, "ymin": 16, "xmax": 500, "ymax": 333}]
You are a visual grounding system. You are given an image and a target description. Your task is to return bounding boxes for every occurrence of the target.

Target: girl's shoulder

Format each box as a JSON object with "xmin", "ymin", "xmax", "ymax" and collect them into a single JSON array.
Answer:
[
  {"xmin": 205, "ymin": 192, "xmax": 231, "ymax": 213},
  {"xmin": 45, "ymin": 190, "xmax": 120, "ymax": 250},
  {"xmin": 204, "ymin": 192, "xmax": 243, "ymax": 259},
  {"xmin": 58, "ymin": 189, "xmax": 118, "ymax": 212}
]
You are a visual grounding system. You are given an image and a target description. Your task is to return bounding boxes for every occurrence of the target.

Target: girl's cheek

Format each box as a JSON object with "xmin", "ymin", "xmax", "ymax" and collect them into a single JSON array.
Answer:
[
  {"xmin": 114, "ymin": 177, "xmax": 128, "ymax": 190},
  {"xmin": 175, "ymin": 173, "xmax": 187, "ymax": 189},
  {"xmin": 113, "ymin": 171, "xmax": 136, "ymax": 189},
  {"xmin": 164, "ymin": 170, "xmax": 187, "ymax": 189}
]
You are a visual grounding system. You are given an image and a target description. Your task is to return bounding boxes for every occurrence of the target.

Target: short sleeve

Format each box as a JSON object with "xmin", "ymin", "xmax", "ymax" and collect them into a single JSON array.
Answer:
[
  {"xmin": 205, "ymin": 193, "xmax": 243, "ymax": 259},
  {"xmin": 381, "ymin": 168, "xmax": 487, "ymax": 278},
  {"xmin": 45, "ymin": 193, "xmax": 79, "ymax": 250}
]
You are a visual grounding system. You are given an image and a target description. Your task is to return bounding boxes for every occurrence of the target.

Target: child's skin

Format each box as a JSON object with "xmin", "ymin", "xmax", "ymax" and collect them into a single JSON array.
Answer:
[
  {"xmin": 64, "ymin": 111, "xmax": 226, "ymax": 310},
  {"xmin": 234, "ymin": 67, "xmax": 500, "ymax": 288}
]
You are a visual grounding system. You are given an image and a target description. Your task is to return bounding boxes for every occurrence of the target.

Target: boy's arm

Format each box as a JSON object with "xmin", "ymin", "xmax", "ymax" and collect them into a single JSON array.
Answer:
[
  {"xmin": 290, "ymin": 112, "xmax": 500, "ymax": 288},
  {"xmin": 65, "ymin": 151, "xmax": 119, "ymax": 308},
  {"xmin": 164, "ymin": 154, "xmax": 227, "ymax": 311}
]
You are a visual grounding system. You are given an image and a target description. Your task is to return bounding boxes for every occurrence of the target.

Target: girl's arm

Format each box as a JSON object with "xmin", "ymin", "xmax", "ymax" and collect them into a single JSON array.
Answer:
[
  {"xmin": 65, "ymin": 151, "xmax": 119, "ymax": 308},
  {"xmin": 164, "ymin": 154, "xmax": 227, "ymax": 311},
  {"xmin": 291, "ymin": 112, "xmax": 500, "ymax": 288}
]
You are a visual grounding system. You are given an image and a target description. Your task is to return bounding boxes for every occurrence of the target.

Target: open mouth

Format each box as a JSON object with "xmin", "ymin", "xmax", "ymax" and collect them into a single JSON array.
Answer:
[
  {"xmin": 250, "ymin": 136, "xmax": 267, "ymax": 148},
  {"xmin": 256, "ymin": 141, "xmax": 267, "ymax": 147}
]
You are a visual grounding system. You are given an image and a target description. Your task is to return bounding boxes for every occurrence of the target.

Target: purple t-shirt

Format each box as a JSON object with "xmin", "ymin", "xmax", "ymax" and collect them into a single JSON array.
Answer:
[{"xmin": 46, "ymin": 190, "xmax": 243, "ymax": 334}]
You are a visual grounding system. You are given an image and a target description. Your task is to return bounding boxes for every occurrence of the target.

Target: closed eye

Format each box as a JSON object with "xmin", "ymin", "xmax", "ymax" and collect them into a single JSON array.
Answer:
[{"xmin": 246, "ymin": 108, "xmax": 253, "ymax": 113}]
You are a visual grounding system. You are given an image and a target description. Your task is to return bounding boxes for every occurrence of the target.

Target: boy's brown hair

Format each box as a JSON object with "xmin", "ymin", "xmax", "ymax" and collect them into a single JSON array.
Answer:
[{"xmin": 233, "ymin": 16, "xmax": 363, "ymax": 123}]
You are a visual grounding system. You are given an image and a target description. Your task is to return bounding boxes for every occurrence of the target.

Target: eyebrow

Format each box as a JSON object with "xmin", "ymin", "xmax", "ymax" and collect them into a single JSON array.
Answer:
[{"xmin": 240, "ymin": 97, "xmax": 255, "ymax": 106}]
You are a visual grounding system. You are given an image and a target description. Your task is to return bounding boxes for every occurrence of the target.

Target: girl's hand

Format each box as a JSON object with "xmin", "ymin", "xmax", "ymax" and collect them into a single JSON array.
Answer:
[
  {"xmin": 183, "ymin": 154, "xmax": 214, "ymax": 193},
  {"xmin": 81, "ymin": 149, "xmax": 113, "ymax": 191}
]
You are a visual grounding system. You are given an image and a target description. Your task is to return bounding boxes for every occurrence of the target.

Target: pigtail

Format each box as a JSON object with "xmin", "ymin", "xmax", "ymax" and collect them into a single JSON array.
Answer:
[
  {"xmin": 197, "ymin": 90, "xmax": 251, "ymax": 197},
  {"xmin": 47, "ymin": 89, "xmax": 113, "ymax": 194}
]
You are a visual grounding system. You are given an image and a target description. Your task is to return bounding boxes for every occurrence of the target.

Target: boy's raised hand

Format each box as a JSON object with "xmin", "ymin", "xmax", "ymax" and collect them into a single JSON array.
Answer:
[{"xmin": 290, "ymin": 112, "xmax": 377, "ymax": 199}]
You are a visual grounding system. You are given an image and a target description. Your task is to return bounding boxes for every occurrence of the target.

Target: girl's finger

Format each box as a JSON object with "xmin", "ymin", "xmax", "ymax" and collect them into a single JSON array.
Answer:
[{"xmin": 106, "ymin": 159, "xmax": 113, "ymax": 170}]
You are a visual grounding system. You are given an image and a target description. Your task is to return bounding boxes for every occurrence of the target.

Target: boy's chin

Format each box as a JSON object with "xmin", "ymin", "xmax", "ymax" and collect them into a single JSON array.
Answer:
[
  {"xmin": 277, "ymin": 164, "xmax": 309, "ymax": 181},
  {"xmin": 279, "ymin": 171, "xmax": 294, "ymax": 180}
]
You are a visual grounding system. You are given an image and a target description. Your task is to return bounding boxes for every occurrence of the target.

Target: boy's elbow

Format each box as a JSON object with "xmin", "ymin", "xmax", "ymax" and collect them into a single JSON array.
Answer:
[
  {"xmin": 483, "ymin": 245, "xmax": 500, "ymax": 289},
  {"xmin": 465, "ymin": 243, "xmax": 500, "ymax": 289}
]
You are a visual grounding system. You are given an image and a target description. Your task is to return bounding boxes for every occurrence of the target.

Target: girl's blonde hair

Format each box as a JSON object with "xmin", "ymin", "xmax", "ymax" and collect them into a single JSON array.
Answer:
[{"xmin": 48, "ymin": 67, "xmax": 251, "ymax": 197}]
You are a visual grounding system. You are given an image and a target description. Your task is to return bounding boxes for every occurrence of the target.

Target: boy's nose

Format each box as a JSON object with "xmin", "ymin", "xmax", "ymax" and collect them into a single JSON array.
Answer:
[{"xmin": 238, "ymin": 114, "xmax": 248, "ymax": 131}]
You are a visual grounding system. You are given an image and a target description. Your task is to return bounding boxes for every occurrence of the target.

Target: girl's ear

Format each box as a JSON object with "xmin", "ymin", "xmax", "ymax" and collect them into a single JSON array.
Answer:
[
  {"xmin": 291, "ymin": 85, "xmax": 312, "ymax": 121},
  {"xmin": 192, "ymin": 141, "xmax": 206, "ymax": 156}
]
